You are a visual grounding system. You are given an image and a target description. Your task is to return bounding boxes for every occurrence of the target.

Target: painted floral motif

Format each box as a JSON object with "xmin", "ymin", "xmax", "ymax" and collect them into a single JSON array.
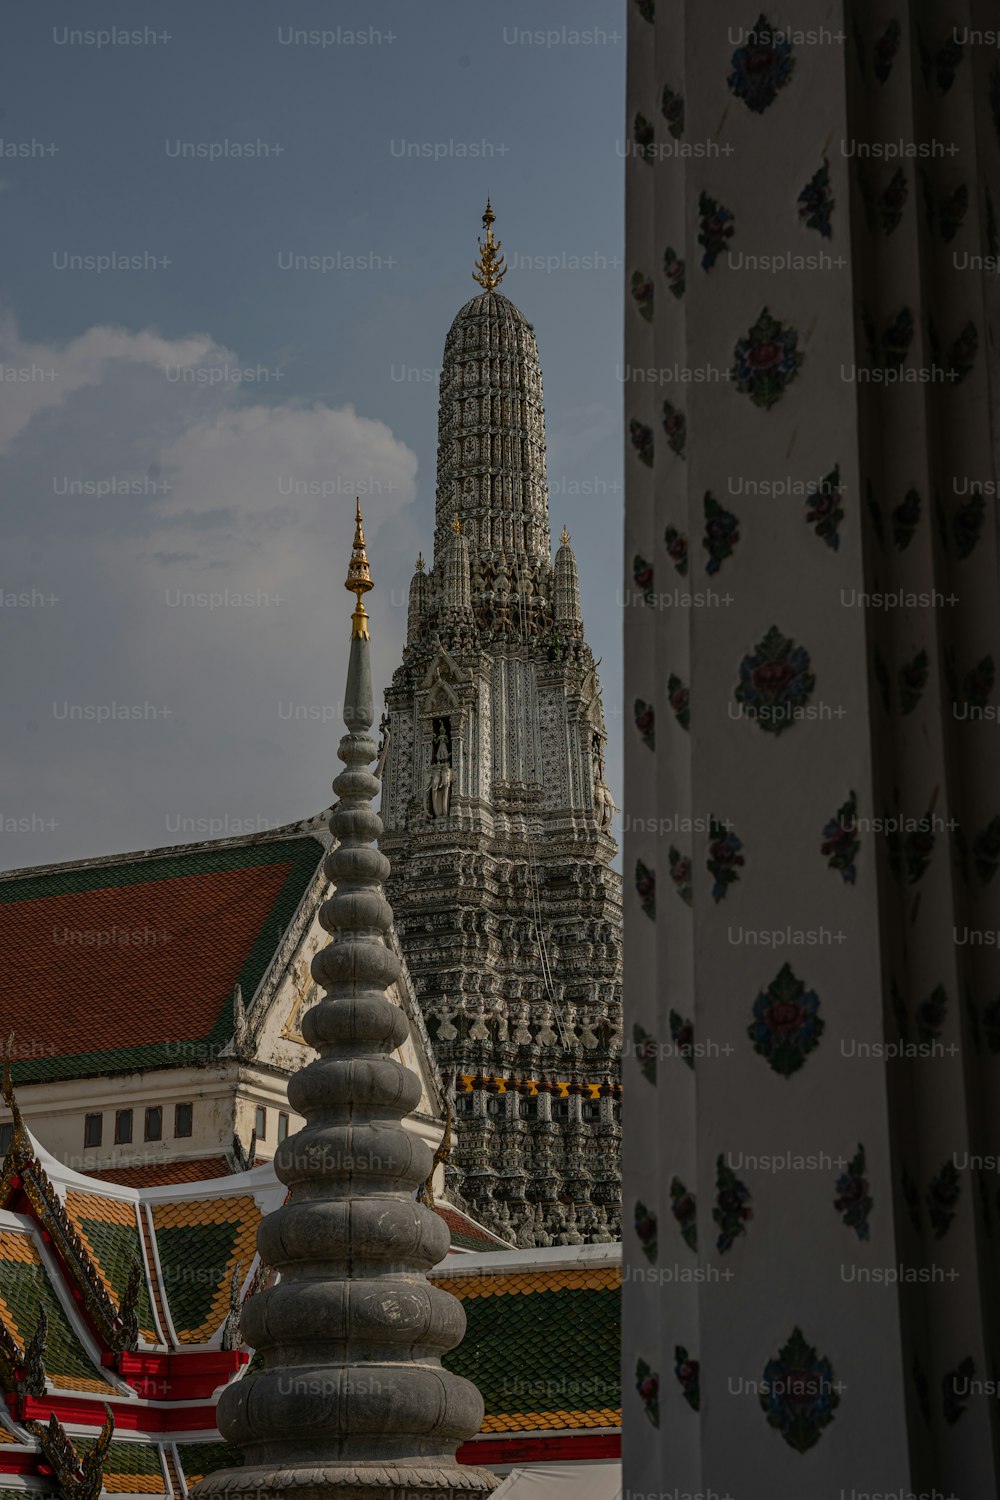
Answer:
[
  {"xmin": 727, "ymin": 14, "xmax": 795, "ymax": 114},
  {"xmin": 698, "ymin": 192, "xmax": 735, "ymax": 271},
  {"xmin": 662, "ymin": 400, "xmax": 687, "ymax": 458},
  {"xmin": 661, "ymin": 84, "xmax": 684, "ymax": 138},
  {"xmin": 634, "ymin": 0, "xmax": 654, "ymax": 21},
  {"xmin": 886, "ymin": 810, "xmax": 936, "ymax": 886},
  {"xmin": 873, "ymin": 647, "xmax": 890, "ymax": 713},
  {"xmin": 731, "ymin": 307, "xmax": 803, "ymax": 410},
  {"xmin": 702, "ymin": 492, "xmax": 740, "ymax": 574},
  {"xmin": 635, "ymin": 860, "xmax": 656, "ymax": 920},
  {"xmin": 891, "ymin": 487, "xmax": 921, "ymax": 550},
  {"xmin": 963, "ymin": 655, "xmax": 994, "ymax": 709},
  {"xmin": 984, "ymin": 996, "xmax": 1000, "ymax": 1054},
  {"xmin": 670, "ymin": 1176, "xmax": 697, "ymax": 1251},
  {"xmin": 636, "ymin": 1358, "xmax": 660, "ymax": 1427},
  {"xmin": 916, "ymin": 983, "xmax": 947, "ymax": 1046},
  {"xmin": 797, "ymin": 158, "xmax": 833, "ymax": 237},
  {"xmin": 633, "ymin": 1023, "xmax": 658, "ymax": 1084},
  {"xmin": 663, "ymin": 246, "xmax": 685, "ymax": 300},
  {"xmin": 669, "ymin": 1009, "xmax": 695, "ymax": 1069},
  {"xmin": 633, "ymin": 554, "xmax": 655, "ymax": 605},
  {"xmin": 669, "ymin": 846, "xmax": 693, "ymax": 906},
  {"xmin": 866, "ymin": 480, "xmax": 885, "ymax": 547},
  {"xmin": 674, "ymin": 1346, "xmax": 700, "ymax": 1411},
  {"xmin": 629, "ymin": 419, "xmax": 654, "ymax": 468},
  {"xmin": 883, "ymin": 307, "xmax": 914, "ymax": 370},
  {"xmin": 834, "ymin": 1144, "xmax": 872, "ymax": 1240},
  {"xmin": 821, "ymin": 790, "xmax": 859, "ymax": 884},
  {"xmin": 630, "ymin": 270, "xmax": 654, "ymax": 322},
  {"xmin": 873, "ymin": 19, "xmax": 901, "ymax": 83},
  {"xmin": 633, "ymin": 113, "xmax": 656, "ymax": 163},
  {"xmin": 898, "ymin": 649, "xmax": 929, "ymax": 716},
  {"xmin": 927, "ymin": 1161, "xmax": 961, "ymax": 1238},
  {"xmin": 948, "ymin": 321, "xmax": 978, "ymax": 384},
  {"xmin": 735, "ymin": 625, "xmax": 815, "ymax": 736},
  {"xmin": 749, "ymin": 963, "xmax": 824, "ymax": 1077},
  {"xmin": 707, "ymin": 816, "xmax": 744, "ymax": 902},
  {"xmin": 934, "ymin": 37, "xmax": 964, "ymax": 93},
  {"xmin": 634, "ymin": 1200, "xmax": 657, "ymax": 1262},
  {"xmin": 891, "ymin": 979, "xmax": 909, "ymax": 1043},
  {"xmin": 973, "ymin": 815, "xmax": 1000, "ymax": 884},
  {"xmin": 664, "ymin": 523, "xmax": 689, "ymax": 575},
  {"xmin": 805, "ymin": 465, "xmax": 844, "ymax": 550},
  {"xmin": 953, "ymin": 488, "xmax": 985, "ymax": 558},
  {"xmin": 939, "ymin": 183, "xmax": 969, "ymax": 242},
  {"xmin": 877, "ymin": 168, "xmax": 909, "ymax": 234},
  {"xmin": 634, "ymin": 698, "xmax": 655, "ymax": 751},
  {"xmin": 913, "ymin": 1358, "xmax": 932, "ymax": 1426},
  {"xmin": 902, "ymin": 1167, "xmax": 922, "ymax": 1231},
  {"xmin": 714, "ymin": 1155, "xmax": 753, "ymax": 1252},
  {"xmin": 943, "ymin": 1357, "xmax": 974, "ymax": 1425},
  {"xmin": 760, "ymin": 1327, "xmax": 840, "ymax": 1452},
  {"xmin": 667, "ymin": 673, "xmax": 690, "ymax": 732}
]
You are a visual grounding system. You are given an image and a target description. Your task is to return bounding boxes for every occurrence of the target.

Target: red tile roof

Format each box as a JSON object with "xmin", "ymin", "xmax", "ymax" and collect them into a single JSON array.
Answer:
[
  {"xmin": 0, "ymin": 835, "xmax": 324, "ymax": 1082},
  {"xmin": 90, "ymin": 1157, "xmax": 234, "ymax": 1187}
]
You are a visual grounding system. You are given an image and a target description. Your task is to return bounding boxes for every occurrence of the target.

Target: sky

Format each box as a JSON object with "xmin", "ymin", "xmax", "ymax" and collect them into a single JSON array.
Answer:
[{"xmin": 1, "ymin": 0, "xmax": 625, "ymax": 870}]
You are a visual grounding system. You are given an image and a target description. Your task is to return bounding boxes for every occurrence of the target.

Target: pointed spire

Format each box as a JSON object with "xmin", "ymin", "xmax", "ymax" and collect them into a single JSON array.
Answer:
[
  {"xmin": 344, "ymin": 497, "xmax": 373, "ymax": 640},
  {"xmin": 198, "ymin": 512, "xmax": 495, "ymax": 1500},
  {"xmin": 554, "ymin": 526, "xmax": 583, "ymax": 633},
  {"xmin": 472, "ymin": 198, "xmax": 507, "ymax": 291}
]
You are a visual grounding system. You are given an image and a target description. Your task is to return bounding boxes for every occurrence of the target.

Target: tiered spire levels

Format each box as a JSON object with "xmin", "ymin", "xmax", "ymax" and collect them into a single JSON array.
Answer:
[{"xmin": 196, "ymin": 506, "xmax": 495, "ymax": 1500}]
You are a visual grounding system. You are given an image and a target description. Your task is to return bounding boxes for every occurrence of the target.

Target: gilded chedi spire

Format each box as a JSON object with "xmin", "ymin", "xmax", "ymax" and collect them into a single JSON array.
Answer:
[
  {"xmin": 195, "ymin": 507, "xmax": 495, "ymax": 1499},
  {"xmin": 471, "ymin": 198, "xmax": 506, "ymax": 291}
]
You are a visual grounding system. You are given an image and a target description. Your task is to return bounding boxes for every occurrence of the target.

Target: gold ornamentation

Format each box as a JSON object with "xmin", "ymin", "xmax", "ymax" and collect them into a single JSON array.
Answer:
[
  {"xmin": 472, "ymin": 199, "xmax": 507, "ymax": 291},
  {"xmin": 344, "ymin": 498, "xmax": 373, "ymax": 640},
  {"xmin": 561, "ymin": 527, "xmax": 571, "ymax": 546}
]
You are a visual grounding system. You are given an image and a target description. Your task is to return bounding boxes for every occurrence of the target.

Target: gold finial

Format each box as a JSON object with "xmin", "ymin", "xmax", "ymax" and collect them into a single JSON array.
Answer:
[
  {"xmin": 415, "ymin": 552, "xmax": 425, "ymax": 573},
  {"xmin": 472, "ymin": 198, "xmax": 507, "ymax": 291},
  {"xmin": 561, "ymin": 526, "xmax": 571, "ymax": 546},
  {"xmin": 452, "ymin": 515, "xmax": 462, "ymax": 534},
  {"xmin": 344, "ymin": 497, "xmax": 373, "ymax": 640}
]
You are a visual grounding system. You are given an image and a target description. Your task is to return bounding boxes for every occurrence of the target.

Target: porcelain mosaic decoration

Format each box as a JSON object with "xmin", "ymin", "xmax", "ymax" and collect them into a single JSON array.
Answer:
[
  {"xmin": 749, "ymin": 964, "xmax": 825, "ymax": 1076},
  {"xmin": 727, "ymin": 14, "xmax": 795, "ymax": 114},
  {"xmin": 731, "ymin": 307, "xmax": 804, "ymax": 410},
  {"xmin": 734, "ymin": 625, "xmax": 815, "ymax": 735},
  {"xmin": 760, "ymin": 1328, "xmax": 840, "ymax": 1452}
]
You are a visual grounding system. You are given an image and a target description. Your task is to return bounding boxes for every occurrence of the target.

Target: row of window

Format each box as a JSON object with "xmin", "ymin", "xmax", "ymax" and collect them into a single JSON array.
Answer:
[
  {"xmin": 457, "ymin": 1095, "xmax": 616, "ymax": 1122},
  {"xmin": 83, "ymin": 1101, "xmax": 194, "ymax": 1149}
]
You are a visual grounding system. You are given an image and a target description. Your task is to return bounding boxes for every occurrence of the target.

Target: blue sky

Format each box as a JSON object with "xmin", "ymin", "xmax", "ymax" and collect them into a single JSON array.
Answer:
[{"xmin": 1, "ymin": 0, "xmax": 624, "ymax": 867}]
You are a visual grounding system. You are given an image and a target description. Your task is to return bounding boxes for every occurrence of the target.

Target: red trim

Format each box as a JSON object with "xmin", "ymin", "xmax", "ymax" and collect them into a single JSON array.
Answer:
[
  {"xmin": 106, "ymin": 1350, "xmax": 248, "ymax": 1400},
  {"xmin": 13, "ymin": 1394, "xmax": 224, "ymax": 1433},
  {"xmin": 457, "ymin": 1433, "xmax": 620, "ymax": 1464},
  {"xmin": 0, "ymin": 1452, "xmax": 40, "ymax": 1475}
]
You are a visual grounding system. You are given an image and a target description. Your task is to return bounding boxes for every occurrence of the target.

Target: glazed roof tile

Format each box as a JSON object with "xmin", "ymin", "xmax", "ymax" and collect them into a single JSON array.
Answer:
[
  {"xmin": 91, "ymin": 1158, "xmax": 233, "ymax": 1187},
  {"xmin": 63, "ymin": 1191, "xmax": 157, "ymax": 1342},
  {"xmin": 0, "ymin": 1229, "xmax": 111, "ymax": 1394},
  {"xmin": 152, "ymin": 1196, "xmax": 260, "ymax": 1343},
  {"xmin": 0, "ymin": 835, "xmax": 323, "ymax": 1083}
]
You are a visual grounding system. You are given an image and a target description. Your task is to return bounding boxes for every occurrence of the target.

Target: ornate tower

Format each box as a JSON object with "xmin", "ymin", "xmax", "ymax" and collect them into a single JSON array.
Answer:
[
  {"xmin": 380, "ymin": 205, "xmax": 623, "ymax": 1247},
  {"xmin": 195, "ymin": 505, "xmax": 496, "ymax": 1500}
]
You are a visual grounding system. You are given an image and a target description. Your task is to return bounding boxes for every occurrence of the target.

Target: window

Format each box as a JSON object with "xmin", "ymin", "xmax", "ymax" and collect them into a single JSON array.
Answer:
[
  {"xmin": 0, "ymin": 1123, "xmax": 12, "ymax": 1155},
  {"xmin": 583, "ymin": 1100, "xmax": 601, "ymax": 1123},
  {"xmin": 84, "ymin": 1113, "xmax": 103, "ymax": 1148},
  {"xmin": 174, "ymin": 1102, "xmax": 193, "ymax": 1138},
  {"xmin": 144, "ymin": 1106, "xmax": 162, "ymax": 1142},
  {"xmin": 484, "ymin": 1094, "xmax": 500, "ymax": 1117},
  {"xmin": 519, "ymin": 1097, "xmax": 538, "ymax": 1121},
  {"xmin": 114, "ymin": 1109, "xmax": 133, "ymax": 1145},
  {"xmin": 554, "ymin": 1099, "xmax": 570, "ymax": 1122},
  {"xmin": 277, "ymin": 1112, "xmax": 289, "ymax": 1143},
  {"xmin": 255, "ymin": 1106, "xmax": 267, "ymax": 1140},
  {"xmin": 456, "ymin": 1093, "xmax": 475, "ymax": 1117}
]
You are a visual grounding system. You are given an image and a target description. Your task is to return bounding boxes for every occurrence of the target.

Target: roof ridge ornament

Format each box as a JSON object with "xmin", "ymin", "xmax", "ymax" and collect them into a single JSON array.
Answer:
[{"xmin": 472, "ymin": 198, "xmax": 507, "ymax": 291}]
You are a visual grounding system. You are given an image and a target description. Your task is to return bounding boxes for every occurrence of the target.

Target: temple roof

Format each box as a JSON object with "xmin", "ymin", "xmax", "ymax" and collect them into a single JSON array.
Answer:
[{"xmin": 0, "ymin": 830, "xmax": 326, "ymax": 1083}]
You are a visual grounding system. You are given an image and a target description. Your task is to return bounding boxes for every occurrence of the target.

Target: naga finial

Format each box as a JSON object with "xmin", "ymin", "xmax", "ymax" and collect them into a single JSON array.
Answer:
[
  {"xmin": 472, "ymin": 198, "xmax": 507, "ymax": 291},
  {"xmin": 344, "ymin": 498, "xmax": 374, "ymax": 640}
]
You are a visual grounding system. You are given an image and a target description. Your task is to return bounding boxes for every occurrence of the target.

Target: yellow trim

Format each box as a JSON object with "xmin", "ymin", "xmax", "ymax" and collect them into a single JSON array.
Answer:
[{"xmin": 432, "ymin": 1265, "xmax": 620, "ymax": 1300}]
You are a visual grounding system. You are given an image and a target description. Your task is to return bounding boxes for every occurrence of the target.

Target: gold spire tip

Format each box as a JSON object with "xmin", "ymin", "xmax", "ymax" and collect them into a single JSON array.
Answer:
[
  {"xmin": 452, "ymin": 515, "xmax": 463, "ymax": 534},
  {"xmin": 344, "ymin": 497, "xmax": 373, "ymax": 639},
  {"xmin": 561, "ymin": 526, "xmax": 571, "ymax": 546},
  {"xmin": 472, "ymin": 199, "xmax": 507, "ymax": 291}
]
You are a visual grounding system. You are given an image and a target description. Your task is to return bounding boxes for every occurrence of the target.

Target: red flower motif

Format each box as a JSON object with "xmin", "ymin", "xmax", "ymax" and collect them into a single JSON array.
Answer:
[
  {"xmin": 752, "ymin": 660, "xmax": 796, "ymax": 694},
  {"xmin": 746, "ymin": 339, "xmax": 783, "ymax": 370},
  {"xmin": 764, "ymin": 999, "xmax": 804, "ymax": 1033}
]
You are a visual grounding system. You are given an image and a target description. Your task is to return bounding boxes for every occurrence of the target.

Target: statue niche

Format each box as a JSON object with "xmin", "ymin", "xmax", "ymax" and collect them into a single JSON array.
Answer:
[{"xmin": 427, "ymin": 717, "xmax": 453, "ymax": 819}]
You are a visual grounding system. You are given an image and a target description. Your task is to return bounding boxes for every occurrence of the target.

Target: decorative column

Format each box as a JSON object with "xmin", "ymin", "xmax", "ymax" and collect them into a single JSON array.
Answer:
[{"xmin": 194, "ymin": 502, "xmax": 495, "ymax": 1500}]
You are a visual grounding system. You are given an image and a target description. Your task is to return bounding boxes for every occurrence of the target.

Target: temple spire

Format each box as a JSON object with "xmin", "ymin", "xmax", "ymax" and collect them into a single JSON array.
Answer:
[
  {"xmin": 195, "ymin": 515, "xmax": 495, "ymax": 1500},
  {"xmin": 472, "ymin": 199, "xmax": 507, "ymax": 291}
]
